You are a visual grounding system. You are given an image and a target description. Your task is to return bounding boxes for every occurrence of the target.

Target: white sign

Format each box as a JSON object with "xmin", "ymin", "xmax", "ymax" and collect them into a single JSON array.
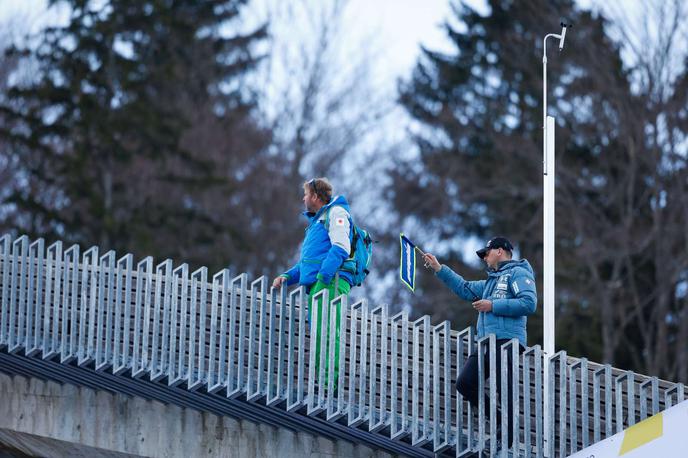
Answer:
[{"xmin": 568, "ymin": 399, "xmax": 688, "ymax": 458}]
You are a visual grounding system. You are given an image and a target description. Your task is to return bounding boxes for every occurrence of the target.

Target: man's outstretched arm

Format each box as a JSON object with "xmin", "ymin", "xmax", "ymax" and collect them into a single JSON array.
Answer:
[
  {"xmin": 273, "ymin": 264, "xmax": 300, "ymax": 288},
  {"xmin": 424, "ymin": 253, "xmax": 485, "ymax": 301}
]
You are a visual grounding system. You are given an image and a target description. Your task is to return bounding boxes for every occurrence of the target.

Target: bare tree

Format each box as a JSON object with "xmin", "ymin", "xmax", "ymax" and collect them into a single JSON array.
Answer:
[
  {"xmin": 251, "ymin": 0, "xmax": 400, "ymax": 295},
  {"xmin": 600, "ymin": 0, "xmax": 688, "ymax": 381},
  {"xmin": 256, "ymin": 0, "xmax": 393, "ymax": 180}
]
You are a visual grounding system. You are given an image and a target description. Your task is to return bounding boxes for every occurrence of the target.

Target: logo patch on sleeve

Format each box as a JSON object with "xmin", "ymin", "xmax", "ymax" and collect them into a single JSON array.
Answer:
[
  {"xmin": 512, "ymin": 281, "xmax": 520, "ymax": 294},
  {"xmin": 335, "ymin": 218, "xmax": 345, "ymax": 226}
]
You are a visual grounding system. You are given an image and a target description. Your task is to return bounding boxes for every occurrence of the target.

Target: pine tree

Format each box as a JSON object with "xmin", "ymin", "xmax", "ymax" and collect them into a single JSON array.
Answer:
[
  {"xmin": 0, "ymin": 0, "xmax": 297, "ymax": 274},
  {"xmin": 394, "ymin": 0, "xmax": 688, "ymax": 380}
]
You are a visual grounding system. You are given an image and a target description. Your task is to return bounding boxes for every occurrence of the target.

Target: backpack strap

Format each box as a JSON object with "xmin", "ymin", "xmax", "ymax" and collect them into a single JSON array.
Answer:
[
  {"xmin": 323, "ymin": 204, "xmax": 354, "ymax": 240},
  {"xmin": 324, "ymin": 204, "xmax": 357, "ymax": 268}
]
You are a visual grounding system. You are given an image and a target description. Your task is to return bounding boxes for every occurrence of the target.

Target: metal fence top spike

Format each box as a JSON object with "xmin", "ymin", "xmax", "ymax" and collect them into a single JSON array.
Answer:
[
  {"xmin": 191, "ymin": 266, "xmax": 207, "ymax": 278},
  {"xmin": 136, "ymin": 256, "xmax": 153, "ymax": 269},
  {"xmin": 250, "ymin": 276, "xmax": 265, "ymax": 288},
  {"xmin": 116, "ymin": 253, "xmax": 133, "ymax": 266},
  {"xmin": 156, "ymin": 259, "xmax": 173, "ymax": 270},
  {"xmin": 390, "ymin": 310, "xmax": 408, "ymax": 321},
  {"xmin": 13, "ymin": 235, "xmax": 29, "ymax": 244},
  {"xmin": 412, "ymin": 315, "xmax": 430, "ymax": 327},
  {"xmin": 64, "ymin": 243, "xmax": 79, "ymax": 254},
  {"xmin": 100, "ymin": 250, "xmax": 115, "ymax": 260},
  {"xmin": 370, "ymin": 305, "xmax": 385, "ymax": 315},
  {"xmin": 83, "ymin": 245, "xmax": 99, "ymax": 256},
  {"xmin": 432, "ymin": 321, "xmax": 450, "ymax": 332},
  {"xmin": 212, "ymin": 268, "xmax": 230, "ymax": 282},
  {"xmin": 329, "ymin": 294, "xmax": 347, "ymax": 307},
  {"xmin": 173, "ymin": 263, "xmax": 189, "ymax": 275},
  {"xmin": 29, "ymin": 238, "xmax": 45, "ymax": 248},
  {"xmin": 350, "ymin": 298, "xmax": 367, "ymax": 310}
]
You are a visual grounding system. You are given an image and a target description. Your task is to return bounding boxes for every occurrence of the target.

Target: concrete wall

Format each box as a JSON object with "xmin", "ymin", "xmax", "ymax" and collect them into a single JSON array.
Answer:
[
  {"xmin": 0, "ymin": 373, "xmax": 393, "ymax": 458},
  {"xmin": 0, "ymin": 428, "xmax": 135, "ymax": 457}
]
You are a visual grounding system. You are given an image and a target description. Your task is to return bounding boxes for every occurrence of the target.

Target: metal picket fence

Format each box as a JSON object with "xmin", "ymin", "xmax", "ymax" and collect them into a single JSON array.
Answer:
[{"xmin": 0, "ymin": 234, "xmax": 685, "ymax": 457}]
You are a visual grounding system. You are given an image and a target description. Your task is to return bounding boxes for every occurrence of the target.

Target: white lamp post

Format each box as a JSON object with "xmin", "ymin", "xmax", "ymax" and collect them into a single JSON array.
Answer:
[{"xmin": 542, "ymin": 22, "xmax": 569, "ymax": 455}]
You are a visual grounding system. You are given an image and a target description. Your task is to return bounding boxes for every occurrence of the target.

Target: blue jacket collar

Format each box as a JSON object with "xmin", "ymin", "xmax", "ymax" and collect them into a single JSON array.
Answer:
[
  {"xmin": 302, "ymin": 195, "xmax": 350, "ymax": 221},
  {"xmin": 486, "ymin": 258, "xmax": 534, "ymax": 276}
]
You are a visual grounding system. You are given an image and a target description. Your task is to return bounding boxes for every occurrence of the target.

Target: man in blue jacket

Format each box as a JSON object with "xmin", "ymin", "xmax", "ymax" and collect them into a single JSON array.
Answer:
[
  {"xmin": 272, "ymin": 177, "xmax": 354, "ymax": 387},
  {"xmin": 423, "ymin": 237, "xmax": 537, "ymax": 447}
]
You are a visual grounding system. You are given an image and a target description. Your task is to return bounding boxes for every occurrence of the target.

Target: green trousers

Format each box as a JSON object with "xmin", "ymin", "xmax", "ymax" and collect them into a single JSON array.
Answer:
[{"xmin": 308, "ymin": 277, "xmax": 351, "ymax": 389}]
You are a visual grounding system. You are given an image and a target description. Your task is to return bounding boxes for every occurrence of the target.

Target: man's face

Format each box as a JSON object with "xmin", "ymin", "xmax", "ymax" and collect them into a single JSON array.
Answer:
[
  {"xmin": 482, "ymin": 248, "xmax": 502, "ymax": 269},
  {"xmin": 303, "ymin": 188, "xmax": 320, "ymax": 212}
]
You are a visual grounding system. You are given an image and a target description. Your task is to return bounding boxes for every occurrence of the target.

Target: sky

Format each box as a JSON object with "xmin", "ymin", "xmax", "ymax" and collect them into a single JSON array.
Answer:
[
  {"xmin": 1, "ymin": 0, "xmax": 458, "ymax": 89},
  {"xmin": 343, "ymin": 0, "xmax": 459, "ymax": 81},
  {"xmin": 0, "ymin": 0, "xmax": 662, "ymax": 98}
]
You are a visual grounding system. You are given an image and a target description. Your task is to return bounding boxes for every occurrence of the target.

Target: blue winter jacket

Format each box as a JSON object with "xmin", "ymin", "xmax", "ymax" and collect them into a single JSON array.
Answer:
[
  {"xmin": 436, "ymin": 259, "xmax": 537, "ymax": 347},
  {"xmin": 282, "ymin": 195, "xmax": 354, "ymax": 288}
]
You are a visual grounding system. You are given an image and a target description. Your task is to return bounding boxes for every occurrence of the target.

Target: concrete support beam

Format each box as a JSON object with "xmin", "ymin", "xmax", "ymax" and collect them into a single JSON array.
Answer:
[
  {"xmin": 0, "ymin": 373, "xmax": 391, "ymax": 458},
  {"xmin": 0, "ymin": 428, "xmax": 134, "ymax": 457}
]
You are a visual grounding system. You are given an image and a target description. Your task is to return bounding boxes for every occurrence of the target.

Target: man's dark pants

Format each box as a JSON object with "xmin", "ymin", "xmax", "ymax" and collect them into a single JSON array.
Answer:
[{"xmin": 455, "ymin": 338, "xmax": 524, "ymax": 447}]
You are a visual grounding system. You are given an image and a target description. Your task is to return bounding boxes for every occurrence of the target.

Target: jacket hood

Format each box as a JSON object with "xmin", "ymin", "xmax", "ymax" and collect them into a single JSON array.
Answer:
[
  {"xmin": 303, "ymin": 194, "xmax": 350, "ymax": 219},
  {"xmin": 489, "ymin": 258, "xmax": 534, "ymax": 277}
]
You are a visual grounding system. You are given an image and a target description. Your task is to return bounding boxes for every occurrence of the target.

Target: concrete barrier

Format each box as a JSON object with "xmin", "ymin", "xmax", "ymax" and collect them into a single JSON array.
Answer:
[{"xmin": 0, "ymin": 373, "xmax": 391, "ymax": 458}]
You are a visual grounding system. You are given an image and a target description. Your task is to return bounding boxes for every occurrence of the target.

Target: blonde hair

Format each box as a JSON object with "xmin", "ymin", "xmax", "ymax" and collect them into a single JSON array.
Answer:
[{"xmin": 303, "ymin": 177, "xmax": 333, "ymax": 203}]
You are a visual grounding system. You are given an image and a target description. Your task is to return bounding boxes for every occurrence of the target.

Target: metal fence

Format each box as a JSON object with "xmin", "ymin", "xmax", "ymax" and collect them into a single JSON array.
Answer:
[{"xmin": 0, "ymin": 234, "xmax": 685, "ymax": 457}]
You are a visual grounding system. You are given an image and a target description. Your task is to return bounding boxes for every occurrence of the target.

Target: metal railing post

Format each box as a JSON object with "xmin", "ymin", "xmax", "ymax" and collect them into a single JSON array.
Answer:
[
  {"xmin": 390, "ymin": 310, "xmax": 409, "ymax": 440},
  {"xmin": 327, "ymin": 295, "xmax": 348, "ymax": 421},
  {"xmin": 131, "ymin": 256, "xmax": 152, "ymax": 377},
  {"xmin": 168, "ymin": 263, "xmax": 188, "ymax": 386},
  {"xmin": 455, "ymin": 326, "xmax": 474, "ymax": 457},
  {"xmin": 412, "ymin": 315, "xmax": 431, "ymax": 446},
  {"xmin": 431, "ymin": 321, "xmax": 450, "ymax": 453},
  {"xmin": 9, "ymin": 236, "xmax": 29, "ymax": 354},
  {"xmin": 615, "ymin": 371, "xmax": 636, "ymax": 433},
  {"xmin": 42, "ymin": 241, "xmax": 62, "ymax": 360},
  {"xmin": 207, "ymin": 268, "xmax": 229, "ymax": 393},
  {"xmin": 0, "ymin": 235, "xmax": 11, "ymax": 349},
  {"xmin": 347, "ymin": 299, "xmax": 368, "ymax": 426},
  {"xmin": 113, "ymin": 254, "xmax": 133, "ymax": 375},
  {"xmin": 26, "ymin": 238, "xmax": 44, "ymax": 357},
  {"xmin": 286, "ymin": 286, "xmax": 306, "ymax": 411},
  {"xmin": 227, "ymin": 273, "xmax": 248, "ymax": 398}
]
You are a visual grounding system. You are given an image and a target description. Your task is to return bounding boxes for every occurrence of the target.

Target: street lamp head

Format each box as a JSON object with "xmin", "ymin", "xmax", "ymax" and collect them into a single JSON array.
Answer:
[{"xmin": 559, "ymin": 22, "xmax": 573, "ymax": 52}]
